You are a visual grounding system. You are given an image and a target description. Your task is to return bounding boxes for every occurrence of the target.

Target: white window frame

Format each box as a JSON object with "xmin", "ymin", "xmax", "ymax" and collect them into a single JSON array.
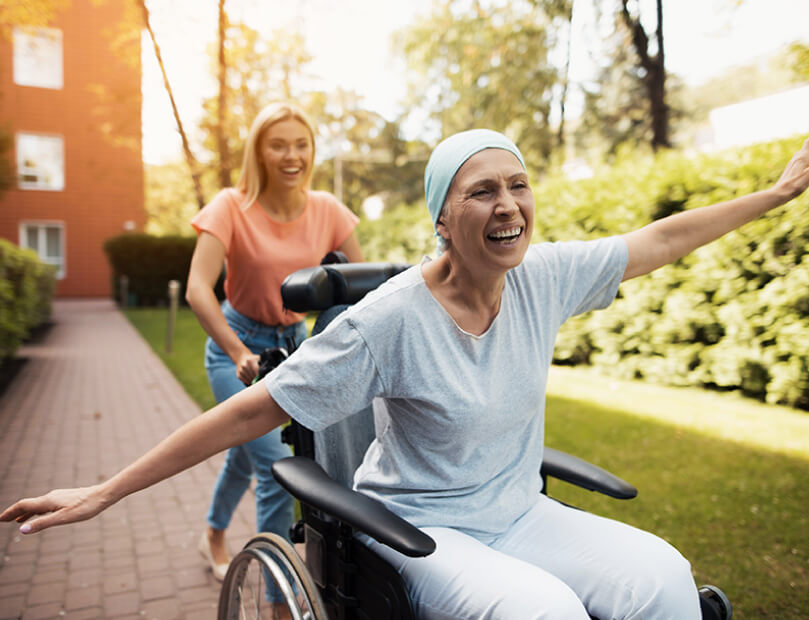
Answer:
[
  {"xmin": 16, "ymin": 132, "xmax": 65, "ymax": 191},
  {"xmin": 19, "ymin": 221, "xmax": 66, "ymax": 280},
  {"xmin": 13, "ymin": 26, "xmax": 63, "ymax": 90}
]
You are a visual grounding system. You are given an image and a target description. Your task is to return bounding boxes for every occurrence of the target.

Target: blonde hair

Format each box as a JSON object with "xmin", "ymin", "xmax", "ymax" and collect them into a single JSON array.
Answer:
[{"xmin": 236, "ymin": 102, "xmax": 317, "ymax": 210}]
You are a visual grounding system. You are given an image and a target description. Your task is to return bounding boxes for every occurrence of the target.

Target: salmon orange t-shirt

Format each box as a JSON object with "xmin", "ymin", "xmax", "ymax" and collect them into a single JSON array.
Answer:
[{"xmin": 191, "ymin": 188, "xmax": 359, "ymax": 326}]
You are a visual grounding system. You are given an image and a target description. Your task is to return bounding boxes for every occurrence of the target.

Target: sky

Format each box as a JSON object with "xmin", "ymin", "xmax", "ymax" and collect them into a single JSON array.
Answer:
[{"xmin": 141, "ymin": 0, "xmax": 809, "ymax": 165}]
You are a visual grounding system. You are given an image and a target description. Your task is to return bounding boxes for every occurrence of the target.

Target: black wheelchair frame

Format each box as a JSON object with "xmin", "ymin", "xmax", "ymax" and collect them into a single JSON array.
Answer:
[{"xmin": 217, "ymin": 262, "xmax": 732, "ymax": 620}]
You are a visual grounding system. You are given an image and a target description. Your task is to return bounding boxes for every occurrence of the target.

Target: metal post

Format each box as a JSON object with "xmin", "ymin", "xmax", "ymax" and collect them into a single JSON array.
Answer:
[
  {"xmin": 166, "ymin": 280, "xmax": 180, "ymax": 354},
  {"xmin": 120, "ymin": 275, "xmax": 129, "ymax": 308}
]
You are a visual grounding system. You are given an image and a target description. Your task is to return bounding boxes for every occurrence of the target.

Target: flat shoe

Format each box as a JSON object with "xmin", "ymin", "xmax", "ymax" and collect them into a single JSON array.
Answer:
[{"xmin": 198, "ymin": 532, "xmax": 230, "ymax": 581}]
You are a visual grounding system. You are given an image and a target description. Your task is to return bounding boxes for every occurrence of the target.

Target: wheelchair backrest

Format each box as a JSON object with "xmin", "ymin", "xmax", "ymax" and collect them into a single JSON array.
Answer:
[{"xmin": 281, "ymin": 262, "xmax": 410, "ymax": 488}]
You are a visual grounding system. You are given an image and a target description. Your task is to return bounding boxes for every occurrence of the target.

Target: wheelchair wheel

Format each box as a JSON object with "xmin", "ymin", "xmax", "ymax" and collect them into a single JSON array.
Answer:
[{"xmin": 218, "ymin": 533, "xmax": 327, "ymax": 620}]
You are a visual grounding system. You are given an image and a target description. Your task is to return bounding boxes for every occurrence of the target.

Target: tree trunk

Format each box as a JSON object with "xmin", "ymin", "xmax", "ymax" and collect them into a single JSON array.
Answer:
[
  {"xmin": 138, "ymin": 0, "xmax": 206, "ymax": 209},
  {"xmin": 556, "ymin": 0, "xmax": 574, "ymax": 154},
  {"xmin": 620, "ymin": 0, "xmax": 670, "ymax": 150},
  {"xmin": 215, "ymin": 0, "xmax": 232, "ymax": 189}
]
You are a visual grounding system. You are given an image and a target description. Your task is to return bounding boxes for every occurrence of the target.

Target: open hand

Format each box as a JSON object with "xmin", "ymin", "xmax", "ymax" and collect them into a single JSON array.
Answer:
[
  {"xmin": 0, "ymin": 485, "xmax": 109, "ymax": 534},
  {"xmin": 774, "ymin": 136, "xmax": 809, "ymax": 201}
]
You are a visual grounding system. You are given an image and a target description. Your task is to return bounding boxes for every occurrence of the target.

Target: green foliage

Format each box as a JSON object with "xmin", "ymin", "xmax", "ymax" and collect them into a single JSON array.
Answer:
[
  {"xmin": 308, "ymin": 91, "xmax": 430, "ymax": 214},
  {"xmin": 397, "ymin": 0, "xmax": 567, "ymax": 165},
  {"xmin": 198, "ymin": 22, "xmax": 314, "ymax": 178},
  {"xmin": 0, "ymin": 239, "xmax": 57, "ymax": 359},
  {"xmin": 103, "ymin": 233, "xmax": 223, "ymax": 306},
  {"xmin": 356, "ymin": 203, "xmax": 436, "ymax": 264},
  {"xmin": 542, "ymin": 136, "xmax": 809, "ymax": 409},
  {"xmin": 144, "ymin": 161, "xmax": 203, "ymax": 235},
  {"xmin": 788, "ymin": 41, "xmax": 809, "ymax": 81}
]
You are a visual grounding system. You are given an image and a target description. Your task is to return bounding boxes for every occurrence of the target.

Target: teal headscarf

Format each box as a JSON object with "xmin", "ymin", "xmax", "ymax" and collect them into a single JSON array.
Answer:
[{"xmin": 424, "ymin": 129, "xmax": 526, "ymax": 234}]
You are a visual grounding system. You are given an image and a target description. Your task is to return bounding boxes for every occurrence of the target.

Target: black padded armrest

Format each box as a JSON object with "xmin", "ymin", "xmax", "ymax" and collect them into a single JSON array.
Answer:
[
  {"xmin": 542, "ymin": 447, "xmax": 637, "ymax": 500},
  {"xmin": 281, "ymin": 263, "xmax": 410, "ymax": 312},
  {"xmin": 272, "ymin": 456, "xmax": 436, "ymax": 558}
]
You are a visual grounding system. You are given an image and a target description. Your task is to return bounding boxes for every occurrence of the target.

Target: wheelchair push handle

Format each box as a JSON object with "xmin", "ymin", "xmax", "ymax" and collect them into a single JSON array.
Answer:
[{"xmin": 281, "ymin": 262, "xmax": 410, "ymax": 313}]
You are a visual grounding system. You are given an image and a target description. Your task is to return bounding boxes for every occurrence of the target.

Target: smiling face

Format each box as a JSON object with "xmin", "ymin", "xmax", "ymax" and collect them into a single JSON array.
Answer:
[
  {"xmin": 258, "ymin": 118, "xmax": 314, "ymax": 192},
  {"xmin": 436, "ymin": 148, "xmax": 534, "ymax": 275}
]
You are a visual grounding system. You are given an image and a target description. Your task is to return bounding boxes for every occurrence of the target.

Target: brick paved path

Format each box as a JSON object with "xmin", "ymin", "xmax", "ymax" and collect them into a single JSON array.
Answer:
[{"xmin": 0, "ymin": 300, "xmax": 256, "ymax": 619}]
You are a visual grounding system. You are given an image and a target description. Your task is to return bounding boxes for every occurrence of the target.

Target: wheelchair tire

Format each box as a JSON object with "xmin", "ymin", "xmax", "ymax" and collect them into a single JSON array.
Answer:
[{"xmin": 218, "ymin": 533, "xmax": 327, "ymax": 620}]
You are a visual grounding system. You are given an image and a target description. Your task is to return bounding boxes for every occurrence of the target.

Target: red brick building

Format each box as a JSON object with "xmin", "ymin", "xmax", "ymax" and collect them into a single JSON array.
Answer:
[{"xmin": 0, "ymin": 0, "xmax": 144, "ymax": 297}]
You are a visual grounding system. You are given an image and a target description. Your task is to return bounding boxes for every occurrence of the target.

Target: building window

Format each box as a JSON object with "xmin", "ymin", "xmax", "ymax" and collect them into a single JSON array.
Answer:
[
  {"xmin": 20, "ymin": 222, "xmax": 66, "ymax": 279},
  {"xmin": 16, "ymin": 133, "xmax": 65, "ymax": 191},
  {"xmin": 13, "ymin": 26, "xmax": 63, "ymax": 90}
]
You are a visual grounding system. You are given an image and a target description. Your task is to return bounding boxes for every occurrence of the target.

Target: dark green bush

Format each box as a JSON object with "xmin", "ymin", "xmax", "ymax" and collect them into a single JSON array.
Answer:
[
  {"xmin": 0, "ymin": 239, "xmax": 57, "ymax": 359},
  {"xmin": 104, "ymin": 234, "xmax": 224, "ymax": 307}
]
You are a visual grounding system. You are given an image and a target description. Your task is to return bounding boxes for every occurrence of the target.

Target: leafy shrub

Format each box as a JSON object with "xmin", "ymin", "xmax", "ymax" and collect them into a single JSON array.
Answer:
[
  {"xmin": 361, "ymin": 135, "xmax": 809, "ymax": 409},
  {"xmin": 356, "ymin": 202, "xmax": 436, "ymax": 264},
  {"xmin": 103, "ymin": 234, "xmax": 224, "ymax": 306},
  {"xmin": 538, "ymin": 136, "xmax": 809, "ymax": 410},
  {"xmin": 0, "ymin": 239, "xmax": 57, "ymax": 359}
]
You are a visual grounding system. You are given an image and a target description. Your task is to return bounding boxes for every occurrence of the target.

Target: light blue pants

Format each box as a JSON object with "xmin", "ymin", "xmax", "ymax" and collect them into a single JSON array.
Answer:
[
  {"xmin": 365, "ymin": 493, "xmax": 700, "ymax": 619},
  {"xmin": 204, "ymin": 301, "xmax": 307, "ymax": 540}
]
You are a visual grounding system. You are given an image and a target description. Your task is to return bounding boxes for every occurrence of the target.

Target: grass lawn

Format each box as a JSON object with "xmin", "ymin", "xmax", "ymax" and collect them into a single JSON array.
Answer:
[{"xmin": 125, "ymin": 306, "xmax": 809, "ymax": 618}]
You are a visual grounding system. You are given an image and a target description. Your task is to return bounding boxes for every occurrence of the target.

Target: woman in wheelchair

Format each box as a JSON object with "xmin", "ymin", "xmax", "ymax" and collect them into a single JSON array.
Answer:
[{"xmin": 4, "ymin": 132, "xmax": 809, "ymax": 619}]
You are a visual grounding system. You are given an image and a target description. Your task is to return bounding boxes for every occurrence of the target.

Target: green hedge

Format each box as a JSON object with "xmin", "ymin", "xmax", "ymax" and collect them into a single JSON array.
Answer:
[
  {"xmin": 541, "ymin": 137, "xmax": 809, "ymax": 410},
  {"xmin": 0, "ymin": 239, "xmax": 57, "ymax": 359},
  {"xmin": 103, "ymin": 233, "xmax": 224, "ymax": 307},
  {"xmin": 360, "ymin": 136, "xmax": 809, "ymax": 410}
]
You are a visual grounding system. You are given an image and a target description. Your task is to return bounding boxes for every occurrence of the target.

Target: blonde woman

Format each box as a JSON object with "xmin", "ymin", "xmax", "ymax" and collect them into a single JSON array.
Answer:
[{"xmin": 186, "ymin": 102, "xmax": 362, "ymax": 580}]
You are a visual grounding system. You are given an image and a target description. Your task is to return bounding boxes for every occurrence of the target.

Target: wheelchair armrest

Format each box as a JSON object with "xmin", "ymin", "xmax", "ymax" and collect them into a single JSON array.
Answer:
[
  {"xmin": 281, "ymin": 263, "xmax": 410, "ymax": 312},
  {"xmin": 272, "ymin": 456, "xmax": 436, "ymax": 558},
  {"xmin": 542, "ymin": 447, "xmax": 637, "ymax": 500}
]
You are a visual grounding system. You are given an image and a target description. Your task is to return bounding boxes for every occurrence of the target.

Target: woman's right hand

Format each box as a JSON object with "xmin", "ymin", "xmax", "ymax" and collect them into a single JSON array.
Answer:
[
  {"xmin": 235, "ymin": 351, "xmax": 261, "ymax": 385},
  {"xmin": 0, "ymin": 485, "xmax": 110, "ymax": 534}
]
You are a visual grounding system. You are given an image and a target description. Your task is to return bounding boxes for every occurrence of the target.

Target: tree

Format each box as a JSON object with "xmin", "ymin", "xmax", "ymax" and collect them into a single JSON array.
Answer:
[
  {"xmin": 214, "ymin": 0, "xmax": 231, "ymax": 189},
  {"xmin": 309, "ymin": 89, "xmax": 430, "ymax": 212},
  {"xmin": 138, "ymin": 0, "xmax": 206, "ymax": 209},
  {"xmin": 576, "ymin": 0, "xmax": 679, "ymax": 155},
  {"xmin": 618, "ymin": 0, "xmax": 670, "ymax": 150},
  {"xmin": 197, "ymin": 22, "xmax": 314, "ymax": 180},
  {"xmin": 396, "ymin": 0, "xmax": 569, "ymax": 167},
  {"xmin": 0, "ymin": 0, "xmax": 69, "ymax": 38}
]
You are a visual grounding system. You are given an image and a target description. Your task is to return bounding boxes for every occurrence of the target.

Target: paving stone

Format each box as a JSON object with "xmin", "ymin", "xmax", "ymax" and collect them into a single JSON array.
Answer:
[
  {"xmin": 140, "ymin": 596, "xmax": 182, "ymax": 620},
  {"xmin": 26, "ymin": 580, "xmax": 66, "ymax": 605},
  {"xmin": 64, "ymin": 585, "xmax": 102, "ymax": 611},
  {"xmin": 0, "ymin": 301, "xmax": 254, "ymax": 620},
  {"xmin": 20, "ymin": 601, "xmax": 63, "ymax": 619}
]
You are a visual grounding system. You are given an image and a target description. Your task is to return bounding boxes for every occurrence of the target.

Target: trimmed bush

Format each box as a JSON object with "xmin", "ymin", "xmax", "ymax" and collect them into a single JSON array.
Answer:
[
  {"xmin": 0, "ymin": 239, "xmax": 57, "ymax": 359},
  {"xmin": 103, "ymin": 234, "xmax": 225, "ymax": 307}
]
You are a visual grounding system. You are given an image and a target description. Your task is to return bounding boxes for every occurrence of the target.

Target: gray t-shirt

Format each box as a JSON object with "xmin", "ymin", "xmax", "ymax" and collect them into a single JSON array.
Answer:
[{"xmin": 266, "ymin": 237, "xmax": 628, "ymax": 540}]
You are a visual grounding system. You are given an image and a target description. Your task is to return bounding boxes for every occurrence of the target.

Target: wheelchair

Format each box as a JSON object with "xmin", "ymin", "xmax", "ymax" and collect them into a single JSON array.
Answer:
[{"xmin": 217, "ymin": 262, "xmax": 732, "ymax": 620}]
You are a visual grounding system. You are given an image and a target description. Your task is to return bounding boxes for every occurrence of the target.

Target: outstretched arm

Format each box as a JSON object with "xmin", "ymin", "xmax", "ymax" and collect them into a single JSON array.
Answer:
[
  {"xmin": 622, "ymin": 137, "xmax": 809, "ymax": 281},
  {"xmin": 0, "ymin": 383, "xmax": 289, "ymax": 534}
]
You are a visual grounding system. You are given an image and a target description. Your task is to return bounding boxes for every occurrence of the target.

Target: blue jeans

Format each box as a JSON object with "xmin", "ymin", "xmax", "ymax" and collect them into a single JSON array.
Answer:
[{"xmin": 204, "ymin": 301, "xmax": 307, "ymax": 540}]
